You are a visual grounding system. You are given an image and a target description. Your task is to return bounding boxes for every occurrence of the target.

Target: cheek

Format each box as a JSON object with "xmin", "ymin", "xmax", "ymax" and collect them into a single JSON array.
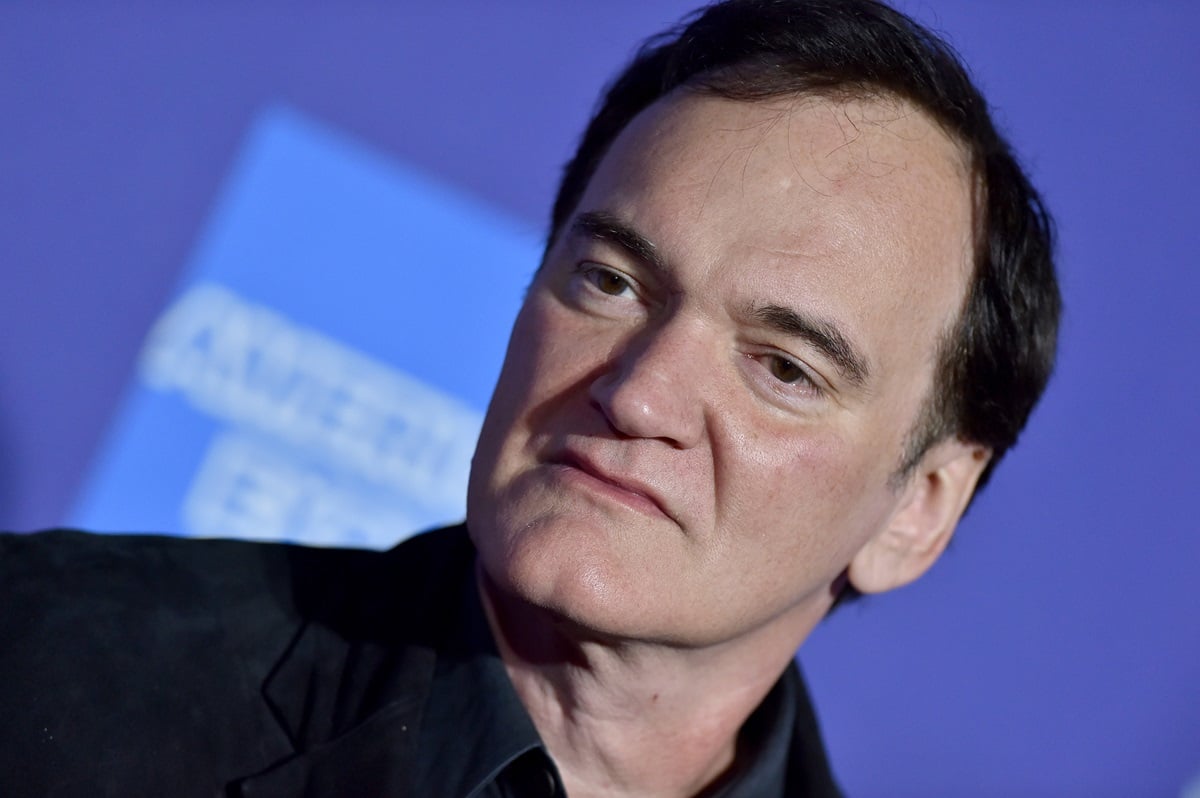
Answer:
[
  {"xmin": 473, "ymin": 301, "xmax": 550, "ymax": 470},
  {"xmin": 482, "ymin": 297, "xmax": 602, "ymax": 441},
  {"xmin": 490, "ymin": 304, "xmax": 548, "ymax": 412},
  {"xmin": 725, "ymin": 426, "xmax": 898, "ymax": 552}
]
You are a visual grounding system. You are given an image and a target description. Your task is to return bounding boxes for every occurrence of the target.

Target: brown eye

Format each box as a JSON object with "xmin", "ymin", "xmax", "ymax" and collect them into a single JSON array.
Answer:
[
  {"xmin": 768, "ymin": 356, "xmax": 807, "ymax": 384},
  {"xmin": 587, "ymin": 266, "xmax": 632, "ymax": 296}
]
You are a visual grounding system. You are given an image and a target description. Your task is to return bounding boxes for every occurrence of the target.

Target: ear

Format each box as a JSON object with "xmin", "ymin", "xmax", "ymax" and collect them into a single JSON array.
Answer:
[{"xmin": 847, "ymin": 439, "xmax": 991, "ymax": 595}]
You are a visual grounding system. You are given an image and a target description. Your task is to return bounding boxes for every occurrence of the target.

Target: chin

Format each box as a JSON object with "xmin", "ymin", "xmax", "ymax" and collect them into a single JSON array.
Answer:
[{"xmin": 472, "ymin": 510, "xmax": 675, "ymax": 643}]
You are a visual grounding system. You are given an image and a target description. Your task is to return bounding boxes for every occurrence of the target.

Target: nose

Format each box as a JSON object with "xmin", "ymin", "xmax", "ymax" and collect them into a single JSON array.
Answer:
[{"xmin": 588, "ymin": 321, "xmax": 705, "ymax": 449}]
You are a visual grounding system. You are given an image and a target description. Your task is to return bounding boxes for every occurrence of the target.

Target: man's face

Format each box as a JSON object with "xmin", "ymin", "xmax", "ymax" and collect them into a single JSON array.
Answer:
[{"xmin": 468, "ymin": 91, "xmax": 975, "ymax": 648}]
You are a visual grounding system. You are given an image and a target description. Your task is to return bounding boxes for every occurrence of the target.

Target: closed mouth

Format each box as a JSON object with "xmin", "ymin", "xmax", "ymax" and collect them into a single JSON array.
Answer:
[{"xmin": 550, "ymin": 451, "xmax": 672, "ymax": 520}]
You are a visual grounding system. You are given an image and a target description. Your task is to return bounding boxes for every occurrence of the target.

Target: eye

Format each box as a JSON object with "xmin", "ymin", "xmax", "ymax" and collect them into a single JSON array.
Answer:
[
  {"xmin": 558, "ymin": 261, "xmax": 650, "ymax": 318},
  {"xmin": 765, "ymin": 354, "xmax": 809, "ymax": 385},
  {"xmin": 580, "ymin": 263, "xmax": 635, "ymax": 298},
  {"xmin": 749, "ymin": 352, "xmax": 823, "ymax": 402}
]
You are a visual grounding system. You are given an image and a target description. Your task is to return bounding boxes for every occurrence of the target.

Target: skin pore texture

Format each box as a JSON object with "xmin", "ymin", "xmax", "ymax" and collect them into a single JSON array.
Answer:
[{"xmin": 467, "ymin": 90, "xmax": 990, "ymax": 797}]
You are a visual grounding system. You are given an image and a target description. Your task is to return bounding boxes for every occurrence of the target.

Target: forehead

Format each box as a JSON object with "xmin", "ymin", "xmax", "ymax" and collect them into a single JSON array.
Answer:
[{"xmin": 572, "ymin": 90, "xmax": 975, "ymax": 390}]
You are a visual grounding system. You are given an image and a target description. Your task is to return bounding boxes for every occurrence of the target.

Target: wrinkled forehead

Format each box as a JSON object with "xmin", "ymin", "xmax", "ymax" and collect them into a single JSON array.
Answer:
[
  {"xmin": 605, "ymin": 90, "xmax": 967, "ymax": 217},
  {"xmin": 584, "ymin": 91, "xmax": 973, "ymax": 297}
]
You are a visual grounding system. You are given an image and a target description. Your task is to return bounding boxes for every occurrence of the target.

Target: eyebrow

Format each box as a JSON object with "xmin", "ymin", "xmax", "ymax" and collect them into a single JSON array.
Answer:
[
  {"xmin": 570, "ymin": 211, "xmax": 669, "ymax": 273},
  {"xmin": 752, "ymin": 304, "xmax": 871, "ymax": 389},
  {"xmin": 571, "ymin": 210, "xmax": 870, "ymax": 389}
]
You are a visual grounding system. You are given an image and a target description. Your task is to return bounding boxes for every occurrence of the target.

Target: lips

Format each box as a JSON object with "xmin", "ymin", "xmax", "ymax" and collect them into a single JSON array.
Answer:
[{"xmin": 550, "ymin": 448, "xmax": 673, "ymax": 521}]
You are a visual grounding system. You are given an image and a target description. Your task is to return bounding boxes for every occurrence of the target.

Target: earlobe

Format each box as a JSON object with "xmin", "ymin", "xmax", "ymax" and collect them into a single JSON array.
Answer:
[{"xmin": 847, "ymin": 440, "xmax": 991, "ymax": 595}]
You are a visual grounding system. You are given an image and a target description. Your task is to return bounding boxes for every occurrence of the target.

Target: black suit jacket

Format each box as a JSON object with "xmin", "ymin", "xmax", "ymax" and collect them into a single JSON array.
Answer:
[
  {"xmin": 0, "ymin": 526, "xmax": 842, "ymax": 797},
  {"xmin": 1, "ymin": 527, "xmax": 473, "ymax": 797}
]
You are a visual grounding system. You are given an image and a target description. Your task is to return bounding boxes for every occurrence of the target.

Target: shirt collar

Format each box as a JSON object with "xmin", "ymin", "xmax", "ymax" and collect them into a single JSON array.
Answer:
[
  {"xmin": 411, "ymin": 560, "xmax": 563, "ymax": 798},
  {"xmin": 708, "ymin": 661, "xmax": 799, "ymax": 797},
  {"xmin": 403, "ymin": 525, "xmax": 825, "ymax": 792},
  {"xmin": 410, "ymin": 542, "xmax": 805, "ymax": 797}
]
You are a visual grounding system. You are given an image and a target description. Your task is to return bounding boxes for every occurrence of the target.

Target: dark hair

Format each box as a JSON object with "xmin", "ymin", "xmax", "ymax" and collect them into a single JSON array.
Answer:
[
  {"xmin": 547, "ymin": 0, "xmax": 1060, "ymax": 605},
  {"xmin": 549, "ymin": 0, "xmax": 1059, "ymax": 492}
]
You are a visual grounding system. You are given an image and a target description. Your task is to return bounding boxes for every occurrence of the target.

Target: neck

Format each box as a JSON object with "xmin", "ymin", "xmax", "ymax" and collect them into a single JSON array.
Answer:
[{"xmin": 476, "ymin": 564, "xmax": 823, "ymax": 798}]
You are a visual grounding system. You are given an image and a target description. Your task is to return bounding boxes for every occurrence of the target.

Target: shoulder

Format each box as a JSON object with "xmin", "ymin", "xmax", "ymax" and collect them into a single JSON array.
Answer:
[
  {"xmin": 0, "ymin": 523, "xmax": 473, "ymax": 620},
  {"xmin": 0, "ymin": 528, "xmax": 312, "ymax": 674},
  {"xmin": 0, "ymin": 525, "xmax": 475, "ymax": 647},
  {"xmin": 1, "ymin": 529, "xmax": 298, "ymax": 622},
  {"xmin": 1, "ymin": 526, "xmax": 282, "ymax": 575},
  {"xmin": 0, "ymin": 530, "xmax": 304, "ymax": 791},
  {"xmin": 0, "ymin": 525, "xmax": 473, "ymax": 794}
]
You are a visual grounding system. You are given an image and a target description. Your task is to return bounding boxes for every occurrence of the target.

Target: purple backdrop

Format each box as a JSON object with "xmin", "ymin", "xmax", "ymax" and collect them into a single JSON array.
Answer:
[{"xmin": 2, "ymin": 2, "xmax": 1197, "ymax": 795}]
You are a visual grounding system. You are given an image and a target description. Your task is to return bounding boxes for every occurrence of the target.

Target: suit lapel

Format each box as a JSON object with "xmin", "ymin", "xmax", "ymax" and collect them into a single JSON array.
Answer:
[
  {"xmin": 229, "ymin": 619, "xmax": 438, "ymax": 797},
  {"xmin": 225, "ymin": 528, "xmax": 470, "ymax": 798}
]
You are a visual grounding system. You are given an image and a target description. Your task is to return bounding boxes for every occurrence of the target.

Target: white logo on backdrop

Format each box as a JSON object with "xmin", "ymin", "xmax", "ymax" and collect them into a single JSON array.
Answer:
[
  {"xmin": 1182, "ymin": 769, "xmax": 1200, "ymax": 798},
  {"xmin": 139, "ymin": 283, "xmax": 482, "ymax": 547}
]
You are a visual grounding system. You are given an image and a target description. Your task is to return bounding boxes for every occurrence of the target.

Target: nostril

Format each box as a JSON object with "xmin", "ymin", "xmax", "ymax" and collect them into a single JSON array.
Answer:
[{"xmin": 587, "ymin": 358, "xmax": 700, "ymax": 448}]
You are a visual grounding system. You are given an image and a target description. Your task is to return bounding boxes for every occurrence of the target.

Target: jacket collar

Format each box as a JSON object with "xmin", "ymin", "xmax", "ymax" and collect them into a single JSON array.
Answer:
[
  {"xmin": 230, "ymin": 526, "xmax": 469, "ymax": 796},
  {"xmin": 229, "ymin": 525, "xmax": 553, "ymax": 798}
]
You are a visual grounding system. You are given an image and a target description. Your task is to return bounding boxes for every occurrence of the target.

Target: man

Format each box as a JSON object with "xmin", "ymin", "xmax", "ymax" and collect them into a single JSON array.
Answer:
[{"xmin": 0, "ymin": 1, "xmax": 1058, "ymax": 796}]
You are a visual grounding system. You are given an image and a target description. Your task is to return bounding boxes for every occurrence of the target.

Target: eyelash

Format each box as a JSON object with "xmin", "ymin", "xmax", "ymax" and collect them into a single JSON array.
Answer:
[
  {"xmin": 577, "ymin": 262, "xmax": 636, "ymax": 298},
  {"xmin": 753, "ymin": 353, "xmax": 823, "ymax": 398},
  {"xmin": 568, "ymin": 261, "xmax": 824, "ymax": 403}
]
